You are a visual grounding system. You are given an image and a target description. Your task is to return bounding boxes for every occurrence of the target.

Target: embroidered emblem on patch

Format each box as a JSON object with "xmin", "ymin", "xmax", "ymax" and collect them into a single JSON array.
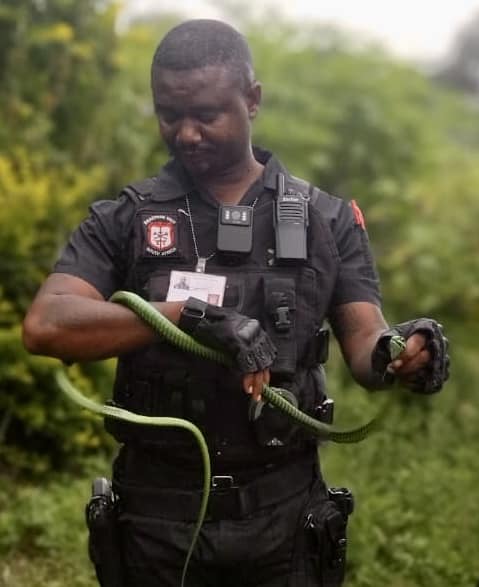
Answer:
[
  {"xmin": 144, "ymin": 214, "xmax": 177, "ymax": 256},
  {"xmin": 350, "ymin": 199, "xmax": 366, "ymax": 230}
]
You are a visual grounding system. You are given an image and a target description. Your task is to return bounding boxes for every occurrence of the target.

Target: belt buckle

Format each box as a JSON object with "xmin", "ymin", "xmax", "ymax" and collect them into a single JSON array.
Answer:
[
  {"xmin": 209, "ymin": 476, "xmax": 240, "ymax": 520},
  {"xmin": 211, "ymin": 475, "xmax": 236, "ymax": 489}
]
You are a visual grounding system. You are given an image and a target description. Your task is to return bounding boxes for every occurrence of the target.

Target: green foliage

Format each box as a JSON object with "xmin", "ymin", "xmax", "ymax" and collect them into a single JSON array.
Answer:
[
  {"xmin": 0, "ymin": 149, "xmax": 114, "ymax": 473},
  {"xmin": 0, "ymin": 465, "xmax": 103, "ymax": 587},
  {"xmin": 0, "ymin": 0, "xmax": 142, "ymax": 474},
  {"xmin": 0, "ymin": 0, "xmax": 118, "ymax": 161},
  {"xmin": 0, "ymin": 150, "xmax": 107, "ymax": 302},
  {"xmin": 249, "ymin": 23, "xmax": 435, "ymax": 197},
  {"xmin": 0, "ymin": 4, "xmax": 478, "ymax": 586}
]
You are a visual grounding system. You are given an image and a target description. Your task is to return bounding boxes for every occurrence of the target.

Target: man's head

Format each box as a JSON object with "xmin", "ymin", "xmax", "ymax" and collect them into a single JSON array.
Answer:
[
  {"xmin": 151, "ymin": 19, "xmax": 255, "ymax": 93},
  {"xmin": 150, "ymin": 20, "xmax": 261, "ymax": 179}
]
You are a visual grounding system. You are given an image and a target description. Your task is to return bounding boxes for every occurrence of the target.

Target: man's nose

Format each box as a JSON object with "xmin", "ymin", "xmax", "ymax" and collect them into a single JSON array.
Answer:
[{"xmin": 175, "ymin": 118, "xmax": 201, "ymax": 146}]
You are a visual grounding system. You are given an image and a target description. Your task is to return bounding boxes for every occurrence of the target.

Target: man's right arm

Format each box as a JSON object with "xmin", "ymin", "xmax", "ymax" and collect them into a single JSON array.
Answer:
[
  {"xmin": 23, "ymin": 273, "xmax": 272, "ymax": 398},
  {"xmin": 22, "ymin": 273, "xmax": 184, "ymax": 363}
]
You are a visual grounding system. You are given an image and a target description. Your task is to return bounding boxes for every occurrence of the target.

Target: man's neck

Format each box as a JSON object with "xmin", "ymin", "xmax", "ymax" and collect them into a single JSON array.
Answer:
[{"xmin": 195, "ymin": 157, "xmax": 264, "ymax": 205}]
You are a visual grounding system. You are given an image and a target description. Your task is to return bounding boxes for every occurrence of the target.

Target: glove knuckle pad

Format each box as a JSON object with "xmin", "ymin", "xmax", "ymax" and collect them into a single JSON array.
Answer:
[{"xmin": 237, "ymin": 319, "xmax": 260, "ymax": 342}]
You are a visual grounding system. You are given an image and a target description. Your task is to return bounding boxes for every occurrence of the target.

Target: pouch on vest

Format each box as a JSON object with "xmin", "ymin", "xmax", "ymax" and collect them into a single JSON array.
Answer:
[
  {"xmin": 249, "ymin": 387, "xmax": 299, "ymax": 447},
  {"xmin": 263, "ymin": 277, "xmax": 297, "ymax": 377}
]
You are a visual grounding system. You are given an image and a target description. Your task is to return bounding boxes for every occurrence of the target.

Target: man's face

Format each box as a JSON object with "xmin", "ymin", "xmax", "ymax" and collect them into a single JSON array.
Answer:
[{"xmin": 152, "ymin": 65, "xmax": 260, "ymax": 179}]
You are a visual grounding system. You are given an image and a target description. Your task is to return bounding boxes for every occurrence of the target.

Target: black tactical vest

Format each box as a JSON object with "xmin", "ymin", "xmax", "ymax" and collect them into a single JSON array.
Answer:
[{"xmin": 105, "ymin": 173, "xmax": 341, "ymax": 467}]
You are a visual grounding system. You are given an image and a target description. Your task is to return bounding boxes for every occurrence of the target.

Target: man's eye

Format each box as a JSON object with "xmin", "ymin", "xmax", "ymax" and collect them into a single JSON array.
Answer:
[
  {"xmin": 198, "ymin": 111, "xmax": 219, "ymax": 124},
  {"xmin": 158, "ymin": 110, "xmax": 179, "ymax": 124}
]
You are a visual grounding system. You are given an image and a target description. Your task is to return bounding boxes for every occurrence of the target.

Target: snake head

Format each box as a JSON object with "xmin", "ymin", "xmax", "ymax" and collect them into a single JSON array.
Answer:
[
  {"xmin": 371, "ymin": 333, "xmax": 406, "ymax": 382},
  {"xmin": 389, "ymin": 335, "xmax": 406, "ymax": 361}
]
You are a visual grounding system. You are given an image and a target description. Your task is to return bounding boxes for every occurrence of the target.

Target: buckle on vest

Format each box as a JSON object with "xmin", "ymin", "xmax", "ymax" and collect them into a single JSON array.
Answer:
[
  {"xmin": 211, "ymin": 475, "xmax": 236, "ymax": 489},
  {"xmin": 274, "ymin": 306, "xmax": 291, "ymax": 332}
]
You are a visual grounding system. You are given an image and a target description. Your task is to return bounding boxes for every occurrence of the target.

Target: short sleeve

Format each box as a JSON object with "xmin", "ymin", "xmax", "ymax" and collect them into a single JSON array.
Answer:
[
  {"xmin": 53, "ymin": 194, "xmax": 134, "ymax": 299},
  {"xmin": 330, "ymin": 199, "xmax": 382, "ymax": 307}
]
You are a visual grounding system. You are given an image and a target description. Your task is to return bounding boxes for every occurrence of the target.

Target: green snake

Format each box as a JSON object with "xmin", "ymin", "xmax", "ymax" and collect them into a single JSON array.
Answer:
[{"xmin": 55, "ymin": 290, "xmax": 406, "ymax": 586}]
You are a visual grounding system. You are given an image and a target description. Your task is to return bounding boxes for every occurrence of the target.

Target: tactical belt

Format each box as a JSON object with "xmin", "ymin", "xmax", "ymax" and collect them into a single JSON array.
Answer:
[{"xmin": 114, "ymin": 458, "xmax": 317, "ymax": 522}]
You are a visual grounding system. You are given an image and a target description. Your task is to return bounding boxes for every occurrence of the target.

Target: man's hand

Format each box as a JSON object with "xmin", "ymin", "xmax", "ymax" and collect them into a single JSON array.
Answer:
[
  {"xmin": 371, "ymin": 318, "xmax": 450, "ymax": 393},
  {"xmin": 242, "ymin": 369, "xmax": 271, "ymax": 403},
  {"xmin": 179, "ymin": 297, "xmax": 277, "ymax": 400}
]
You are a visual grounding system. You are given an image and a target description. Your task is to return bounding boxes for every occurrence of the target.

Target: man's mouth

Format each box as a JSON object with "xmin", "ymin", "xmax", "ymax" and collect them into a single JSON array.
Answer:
[
  {"xmin": 178, "ymin": 148, "xmax": 211, "ymax": 160},
  {"xmin": 176, "ymin": 148, "xmax": 216, "ymax": 172}
]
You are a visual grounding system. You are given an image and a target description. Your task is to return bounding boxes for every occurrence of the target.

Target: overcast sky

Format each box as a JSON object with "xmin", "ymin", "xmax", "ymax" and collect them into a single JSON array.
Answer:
[{"xmin": 121, "ymin": 0, "xmax": 479, "ymax": 63}]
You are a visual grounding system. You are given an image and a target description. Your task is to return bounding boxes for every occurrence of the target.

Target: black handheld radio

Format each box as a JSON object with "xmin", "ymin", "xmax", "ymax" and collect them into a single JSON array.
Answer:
[{"xmin": 274, "ymin": 173, "xmax": 309, "ymax": 262}]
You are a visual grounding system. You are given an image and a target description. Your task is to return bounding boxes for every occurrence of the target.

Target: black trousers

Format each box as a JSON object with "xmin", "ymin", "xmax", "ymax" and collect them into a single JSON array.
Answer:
[
  {"xmin": 119, "ymin": 486, "xmax": 310, "ymax": 587},
  {"xmin": 110, "ymin": 448, "xmax": 347, "ymax": 587}
]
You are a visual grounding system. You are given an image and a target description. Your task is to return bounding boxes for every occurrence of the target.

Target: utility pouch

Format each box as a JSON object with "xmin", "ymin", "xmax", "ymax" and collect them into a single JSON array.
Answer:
[
  {"xmin": 85, "ymin": 477, "xmax": 124, "ymax": 587},
  {"xmin": 311, "ymin": 365, "xmax": 334, "ymax": 425},
  {"xmin": 303, "ymin": 484, "xmax": 354, "ymax": 587},
  {"xmin": 249, "ymin": 386, "xmax": 299, "ymax": 447},
  {"xmin": 263, "ymin": 277, "xmax": 297, "ymax": 376},
  {"xmin": 304, "ymin": 328, "xmax": 330, "ymax": 368}
]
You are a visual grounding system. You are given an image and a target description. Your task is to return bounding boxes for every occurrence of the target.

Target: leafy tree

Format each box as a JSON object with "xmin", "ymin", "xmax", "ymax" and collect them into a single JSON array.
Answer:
[
  {"xmin": 0, "ymin": 1, "xmax": 116, "ymax": 157},
  {"xmin": 0, "ymin": 150, "xmax": 114, "ymax": 473},
  {"xmin": 0, "ymin": 0, "xmax": 123, "ymax": 472}
]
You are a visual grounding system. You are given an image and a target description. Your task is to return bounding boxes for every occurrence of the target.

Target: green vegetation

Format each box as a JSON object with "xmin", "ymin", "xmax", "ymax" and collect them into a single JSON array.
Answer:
[{"xmin": 1, "ymin": 2, "xmax": 478, "ymax": 586}]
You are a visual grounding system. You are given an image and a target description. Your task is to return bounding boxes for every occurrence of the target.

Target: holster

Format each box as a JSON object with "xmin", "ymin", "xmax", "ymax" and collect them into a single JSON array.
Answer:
[
  {"xmin": 310, "ymin": 484, "xmax": 353, "ymax": 586},
  {"xmin": 290, "ymin": 481, "xmax": 354, "ymax": 587},
  {"xmin": 85, "ymin": 477, "xmax": 124, "ymax": 587}
]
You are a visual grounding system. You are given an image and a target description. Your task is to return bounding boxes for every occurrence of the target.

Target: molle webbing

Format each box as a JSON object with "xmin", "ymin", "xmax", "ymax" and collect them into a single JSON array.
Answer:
[{"xmin": 263, "ymin": 277, "xmax": 297, "ymax": 376}]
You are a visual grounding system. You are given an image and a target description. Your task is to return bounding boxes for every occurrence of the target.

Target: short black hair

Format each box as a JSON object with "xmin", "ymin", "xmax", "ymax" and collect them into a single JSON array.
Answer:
[{"xmin": 151, "ymin": 19, "xmax": 255, "ymax": 92}]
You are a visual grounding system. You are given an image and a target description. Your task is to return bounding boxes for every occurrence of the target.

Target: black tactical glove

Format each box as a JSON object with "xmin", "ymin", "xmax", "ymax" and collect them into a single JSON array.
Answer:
[
  {"xmin": 178, "ymin": 297, "xmax": 277, "ymax": 374},
  {"xmin": 371, "ymin": 318, "xmax": 449, "ymax": 394}
]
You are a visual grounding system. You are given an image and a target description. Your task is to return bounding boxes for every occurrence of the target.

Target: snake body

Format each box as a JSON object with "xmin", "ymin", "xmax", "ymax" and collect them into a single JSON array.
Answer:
[{"xmin": 55, "ymin": 290, "xmax": 406, "ymax": 586}]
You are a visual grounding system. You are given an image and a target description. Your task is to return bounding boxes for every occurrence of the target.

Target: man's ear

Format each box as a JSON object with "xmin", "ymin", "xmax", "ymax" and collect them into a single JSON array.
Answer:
[{"xmin": 246, "ymin": 81, "xmax": 262, "ymax": 120}]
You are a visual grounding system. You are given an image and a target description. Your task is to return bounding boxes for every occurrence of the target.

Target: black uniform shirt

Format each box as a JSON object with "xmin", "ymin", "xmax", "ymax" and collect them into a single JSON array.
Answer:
[{"xmin": 54, "ymin": 148, "xmax": 381, "ymax": 312}]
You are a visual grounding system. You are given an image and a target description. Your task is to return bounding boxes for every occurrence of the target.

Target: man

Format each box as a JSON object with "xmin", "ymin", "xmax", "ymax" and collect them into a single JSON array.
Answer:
[{"xmin": 22, "ymin": 19, "xmax": 449, "ymax": 587}]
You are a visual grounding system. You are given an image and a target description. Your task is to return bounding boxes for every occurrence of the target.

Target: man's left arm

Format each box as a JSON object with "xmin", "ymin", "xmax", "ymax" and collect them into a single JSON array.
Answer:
[{"xmin": 326, "ymin": 198, "xmax": 448, "ymax": 393}]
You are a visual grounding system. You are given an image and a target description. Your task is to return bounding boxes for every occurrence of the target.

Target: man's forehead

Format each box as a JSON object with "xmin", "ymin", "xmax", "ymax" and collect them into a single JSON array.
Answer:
[{"xmin": 154, "ymin": 65, "xmax": 241, "ymax": 93}]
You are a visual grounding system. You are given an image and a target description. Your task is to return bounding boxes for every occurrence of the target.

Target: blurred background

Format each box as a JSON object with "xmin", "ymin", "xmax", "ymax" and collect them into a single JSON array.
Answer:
[{"xmin": 1, "ymin": 1, "xmax": 478, "ymax": 585}]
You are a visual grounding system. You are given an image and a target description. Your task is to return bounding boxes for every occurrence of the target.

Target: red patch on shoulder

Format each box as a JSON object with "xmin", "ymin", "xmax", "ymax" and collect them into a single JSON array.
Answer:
[{"xmin": 350, "ymin": 200, "xmax": 366, "ymax": 230}]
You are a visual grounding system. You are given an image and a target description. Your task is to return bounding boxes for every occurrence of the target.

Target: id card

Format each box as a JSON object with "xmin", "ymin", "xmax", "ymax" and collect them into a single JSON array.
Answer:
[{"xmin": 166, "ymin": 271, "xmax": 226, "ymax": 306}]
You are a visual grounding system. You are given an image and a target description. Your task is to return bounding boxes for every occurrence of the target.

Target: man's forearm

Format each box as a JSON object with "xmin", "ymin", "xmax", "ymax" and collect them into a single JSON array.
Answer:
[
  {"xmin": 329, "ymin": 301, "xmax": 389, "ymax": 391},
  {"xmin": 22, "ymin": 294, "xmax": 183, "ymax": 362},
  {"xmin": 346, "ymin": 335, "xmax": 388, "ymax": 390}
]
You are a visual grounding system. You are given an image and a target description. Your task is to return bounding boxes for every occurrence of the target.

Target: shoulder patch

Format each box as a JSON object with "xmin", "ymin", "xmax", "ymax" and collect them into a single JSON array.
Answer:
[{"xmin": 350, "ymin": 199, "xmax": 366, "ymax": 230}]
